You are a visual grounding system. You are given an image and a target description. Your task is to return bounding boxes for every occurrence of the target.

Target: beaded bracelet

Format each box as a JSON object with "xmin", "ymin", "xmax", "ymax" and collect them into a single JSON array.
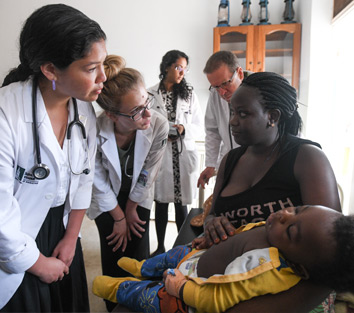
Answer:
[{"xmin": 114, "ymin": 217, "xmax": 126, "ymax": 223}]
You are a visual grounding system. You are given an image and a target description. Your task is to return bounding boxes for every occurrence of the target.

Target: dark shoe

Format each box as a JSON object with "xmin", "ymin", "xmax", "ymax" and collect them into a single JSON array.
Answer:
[{"xmin": 149, "ymin": 247, "xmax": 165, "ymax": 258}]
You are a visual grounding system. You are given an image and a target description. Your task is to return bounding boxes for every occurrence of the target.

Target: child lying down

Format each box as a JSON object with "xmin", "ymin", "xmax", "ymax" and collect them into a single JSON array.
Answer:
[{"xmin": 93, "ymin": 205, "xmax": 354, "ymax": 313}]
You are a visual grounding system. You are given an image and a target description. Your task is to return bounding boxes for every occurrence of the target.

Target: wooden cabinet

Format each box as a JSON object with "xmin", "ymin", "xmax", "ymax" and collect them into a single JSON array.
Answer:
[{"xmin": 213, "ymin": 23, "xmax": 301, "ymax": 91}]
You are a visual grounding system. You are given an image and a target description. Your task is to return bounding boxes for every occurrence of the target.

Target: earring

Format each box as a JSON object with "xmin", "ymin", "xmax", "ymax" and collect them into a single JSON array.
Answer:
[
  {"xmin": 52, "ymin": 80, "xmax": 56, "ymax": 91},
  {"xmin": 267, "ymin": 120, "xmax": 275, "ymax": 127}
]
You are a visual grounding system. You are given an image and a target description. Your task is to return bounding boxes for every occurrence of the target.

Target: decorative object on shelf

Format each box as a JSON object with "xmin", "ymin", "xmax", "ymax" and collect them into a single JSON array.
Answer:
[
  {"xmin": 281, "ymin": 0, "xmax": 296, "ymax": 24},
  {"xmin": 217, "ymin": 0, "xmax": 230, "ymax": 27},
  {"xmin": 240, "ymin": 0, "xmax": 253, "ymax": 25},
  {"xmin": 258, "ymin": 0, "xmax": 271, "ymax": 25}
]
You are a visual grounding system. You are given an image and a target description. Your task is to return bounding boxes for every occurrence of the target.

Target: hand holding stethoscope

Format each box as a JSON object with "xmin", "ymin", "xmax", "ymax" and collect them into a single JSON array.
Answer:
[{"xmin": 31, "ymin": 77, "xmax": 91, "ymax": 180}]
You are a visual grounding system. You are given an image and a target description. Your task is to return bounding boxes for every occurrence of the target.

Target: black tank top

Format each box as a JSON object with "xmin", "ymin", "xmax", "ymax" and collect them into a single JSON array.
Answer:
[{"xmin": 213, "ymin": 135, "xmax": 321, "ymax": 228}]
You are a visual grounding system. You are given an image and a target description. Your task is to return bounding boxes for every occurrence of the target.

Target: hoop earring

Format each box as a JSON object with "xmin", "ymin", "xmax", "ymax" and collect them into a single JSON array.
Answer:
[{"xmin": 52, "ymin": 80, "xmax": 56, "ymax": 91}]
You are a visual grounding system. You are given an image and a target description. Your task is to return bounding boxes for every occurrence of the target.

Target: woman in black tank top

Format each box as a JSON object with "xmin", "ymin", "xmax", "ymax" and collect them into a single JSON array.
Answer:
[{"xmin": 197, "ymin": 72, "xmax": 341, "ymax": 313}]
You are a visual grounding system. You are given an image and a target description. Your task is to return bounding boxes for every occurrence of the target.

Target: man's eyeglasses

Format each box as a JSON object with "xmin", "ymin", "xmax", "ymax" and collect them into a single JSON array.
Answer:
[
  {"xmin": 115, "ymin": 92, "xmax": 154, "ymax": 121},
  {"xmin": 175, "ymin": 65, "xmax": 189, "ymax": 74},
  {"xmin": 209, "ymin": 70, "xmax": 237, "ymax": 92}
]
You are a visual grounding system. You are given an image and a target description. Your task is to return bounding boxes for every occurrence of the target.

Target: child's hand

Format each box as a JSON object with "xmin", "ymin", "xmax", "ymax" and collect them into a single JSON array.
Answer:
[
  {"xmin": 191, "ymin": 236, "xmax": 211, "ymax": 250},
  {"xmin": 164, "ymin": 269, "xmax": 187, "ymax": 298}
]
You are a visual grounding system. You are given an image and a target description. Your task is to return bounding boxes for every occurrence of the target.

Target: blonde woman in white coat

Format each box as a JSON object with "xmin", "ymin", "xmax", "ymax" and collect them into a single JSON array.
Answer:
[
  {"xmin": 87, "ymin": 55, "xmax": 168, "ymax": 312},
  {"xmin": 149, "ymin": 50, "xmax": 204, "ymax": 257},
  {"xmin": 0, "ymin": 4, "xmax": 106, "ymax": 312}
]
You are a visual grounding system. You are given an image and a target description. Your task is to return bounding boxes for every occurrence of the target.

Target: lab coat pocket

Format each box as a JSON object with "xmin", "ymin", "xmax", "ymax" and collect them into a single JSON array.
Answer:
[
  {"xmin": 183, "ymin": 111, "xmax": 192, "ymax": 125},
  {"xmin": 183, "ymin": 138, "xmax": 196, "ymax": 151},
  {"xmin": 184, "ymin": 149, "xmax": 198, "ymax": 174}
]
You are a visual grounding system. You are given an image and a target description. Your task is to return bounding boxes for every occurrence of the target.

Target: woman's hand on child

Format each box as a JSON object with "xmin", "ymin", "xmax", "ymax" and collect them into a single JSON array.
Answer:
[{"xmin": 204, "ymin": 216, "xmax": 236, "ymax": 246}]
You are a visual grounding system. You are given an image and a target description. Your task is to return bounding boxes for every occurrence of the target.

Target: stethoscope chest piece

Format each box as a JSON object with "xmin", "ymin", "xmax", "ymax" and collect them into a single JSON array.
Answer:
[
  {"xmin": 31, "ymin": 77, "xmax": 91, "ymax": 180},
  {"xmin": 33, "ymin": 163, "xmax": 50, "ymax": 180}
]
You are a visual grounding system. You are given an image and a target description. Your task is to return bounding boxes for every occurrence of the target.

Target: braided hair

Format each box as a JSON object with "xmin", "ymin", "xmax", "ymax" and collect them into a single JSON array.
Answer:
[
  {"xmin": 158, "ymin": 50, "xmax": 193, "ymax": 101},
  {"xmin": 241, "ymin": 72, "xmax": 302, "ymax": 139}
]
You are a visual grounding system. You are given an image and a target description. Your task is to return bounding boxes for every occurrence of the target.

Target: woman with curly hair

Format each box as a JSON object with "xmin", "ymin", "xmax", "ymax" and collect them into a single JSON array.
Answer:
[{"xmin": 149, "ymin": 50, "xmax": 204, "ymax": 256}]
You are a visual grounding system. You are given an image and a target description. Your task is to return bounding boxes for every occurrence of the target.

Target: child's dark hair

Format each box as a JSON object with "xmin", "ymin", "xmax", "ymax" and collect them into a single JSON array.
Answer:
[
  {"xmin": 2, "ymin": 4, "xmax": 106, "ymax": 87},
  {"xmin": 308, "ymin": 215, "xmax": 354, "ymax": 292},
  {"xmin": 158, "ymin": 50, "xmax": 192, "ymax": 102},
  {"xmin": 241, "ymin": 72, "xmax": 302, "ymax": 140}
]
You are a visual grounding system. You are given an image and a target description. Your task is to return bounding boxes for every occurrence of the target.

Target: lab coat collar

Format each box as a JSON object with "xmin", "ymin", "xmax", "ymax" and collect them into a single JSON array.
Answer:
[
  {"xmin": 98, "ymin": 114, "xmax": 122, "ymax": 180},
  {"xmin": 131, "ymin": 122, "xmax": 153, "ymax": 186},
  {"xmin": 98, "ymin": 112, "xmax": 154, "ymax": 188},
  {"xmin": 149, "ymin": 83, "xmax": 166, "ymax": 112}
]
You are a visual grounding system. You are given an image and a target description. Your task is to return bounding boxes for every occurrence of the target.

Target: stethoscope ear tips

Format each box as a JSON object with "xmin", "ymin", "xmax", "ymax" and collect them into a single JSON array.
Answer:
[{"xmin": 83, "ymin": 169, "xmax": 90, "ymax": 175}]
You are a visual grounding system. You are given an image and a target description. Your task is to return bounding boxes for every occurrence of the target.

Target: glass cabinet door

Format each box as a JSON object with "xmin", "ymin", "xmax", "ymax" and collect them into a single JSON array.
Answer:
[
  {"xmin": 213, "ymin": 26, "xmax": 254, "ymax": 72},
  {"xmin": 213, "ymin": 24, "xmax": 301, "ymax": 90},
  {"xmin": 256, "ymin": 24, "xmax": 301, "ymax": 90}
]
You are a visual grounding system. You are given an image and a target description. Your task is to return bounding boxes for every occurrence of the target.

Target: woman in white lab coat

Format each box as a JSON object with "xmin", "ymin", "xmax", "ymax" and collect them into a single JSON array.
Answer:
[
  {"xmin": 0, "ymin": 4, "xmax": 106, "ymax": 312},
  {"xmin": 87, "ymin": 55, "xmax": 168, "ymax": 312},
  {"xmin": 149, "ymin": 50, "xmax": 204, "ymax": 256}
]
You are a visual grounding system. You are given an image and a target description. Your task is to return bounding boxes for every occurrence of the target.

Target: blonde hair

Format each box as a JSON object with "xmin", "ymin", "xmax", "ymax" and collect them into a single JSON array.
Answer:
[{"xmin": 97, "ymin": 54, "xmax": 145, "ymax": 113}]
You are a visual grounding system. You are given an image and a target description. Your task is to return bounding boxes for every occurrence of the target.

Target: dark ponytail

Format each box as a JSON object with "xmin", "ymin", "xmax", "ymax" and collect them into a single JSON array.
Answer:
[{"xmin": 2, "ymin": 4, "xmax": 106, "ymax": 87}]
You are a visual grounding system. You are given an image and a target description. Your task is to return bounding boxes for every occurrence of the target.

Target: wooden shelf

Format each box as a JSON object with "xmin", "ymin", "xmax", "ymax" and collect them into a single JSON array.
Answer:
[
  {"xmin": 231, "ymin": 50, "xmax": 246, "ymax": 58},
  {"xmin": 265, "ymin": 49, "xmax": 293, "ymax": 57}
]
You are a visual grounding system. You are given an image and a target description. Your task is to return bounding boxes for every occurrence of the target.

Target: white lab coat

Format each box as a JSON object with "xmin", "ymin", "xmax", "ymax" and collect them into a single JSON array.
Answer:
[
  {"xmin": 87, "ymin": 110, "xmax": 169, "ymax": 219},
  {"xmin": 0, "ymin": 78, "xmax": 97, "ymax": 309},
  {"xmin": 204, "ymin": 89, "xmax": 238, "ymax": 169},
  {"xmin": 148, "ymin": 83, "xmax": 204, "ymax": 205}
]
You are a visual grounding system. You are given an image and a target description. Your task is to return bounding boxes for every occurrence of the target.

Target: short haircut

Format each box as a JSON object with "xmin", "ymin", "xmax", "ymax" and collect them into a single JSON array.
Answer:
[
  {"xmin": 203, "ymin": 51, "xmax": 240, "ymax": 75},
  {"xmin": 308, "ymin": 214, "xmax": 354, "ymax": 293}
]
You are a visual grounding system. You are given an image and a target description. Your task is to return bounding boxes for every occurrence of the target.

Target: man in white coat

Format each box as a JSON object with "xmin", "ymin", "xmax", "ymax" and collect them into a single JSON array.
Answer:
[{"xmin": 197, "ymin": 51, "xmax": 247, "ymax": 189}]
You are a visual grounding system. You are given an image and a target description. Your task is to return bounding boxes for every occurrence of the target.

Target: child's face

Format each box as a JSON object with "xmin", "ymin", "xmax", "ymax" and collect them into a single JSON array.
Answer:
[{"xmin": 265, "ymin": 205, "xmax": 340, "ymax": 271}]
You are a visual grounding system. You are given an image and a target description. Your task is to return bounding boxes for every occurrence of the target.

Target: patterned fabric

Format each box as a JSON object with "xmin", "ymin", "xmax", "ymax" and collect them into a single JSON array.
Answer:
[
  {"xmin": 117, "ymin": 280, "xmax": 188, "ymax": 313},
  {"xmin": 160, "ymin": 89, "xmax": 182, "ymax": 203},
  {"xmin": 308, "ymin": 291, "xmax": 336, "ymax": 313},
  {"xmin": 115, "ymin": 225, "xmax": 299, "ymax": 313},
  {"xmin": 141, "ymin": 245, "xmax": 192, "ymax": 277},
  {"xmin": 117, "ymin": 245, "xmax": 191, "ymax": 313}
]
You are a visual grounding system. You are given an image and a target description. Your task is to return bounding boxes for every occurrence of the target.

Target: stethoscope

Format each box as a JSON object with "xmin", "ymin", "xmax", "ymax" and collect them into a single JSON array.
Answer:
[{"xmin": 31, "ymin": 77, "xmax": 91, "ymax": 180}]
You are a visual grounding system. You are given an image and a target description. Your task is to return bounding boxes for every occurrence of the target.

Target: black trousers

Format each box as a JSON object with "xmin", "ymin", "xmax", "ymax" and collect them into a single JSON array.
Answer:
[
  {"xmin": 154, "ymin": 202, "xmax": 187, "ymax": 250},
  {"xmin": 94, "ymin": 192, "xmax": 150, "ymax": 312}
]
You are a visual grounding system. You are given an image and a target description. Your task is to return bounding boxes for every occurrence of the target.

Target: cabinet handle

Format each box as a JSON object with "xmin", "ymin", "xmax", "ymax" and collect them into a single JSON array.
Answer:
[
  {"xmin": 249, "ymin": 61, "xmax": 252, "ymax": 64},
  {"xmin": 257, "ymin": 61, "xmax": 261, "ymax": 65}
]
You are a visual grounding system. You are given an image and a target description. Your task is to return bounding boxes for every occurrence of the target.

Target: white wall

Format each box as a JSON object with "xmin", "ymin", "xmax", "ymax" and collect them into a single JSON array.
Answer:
[
  {"xmin": 0, "ymin": 0, "xmax": 300, "ymax": 117},
  {"xmin": 3, "ymin": 1, "xmax": 352, "ymax": 209}
]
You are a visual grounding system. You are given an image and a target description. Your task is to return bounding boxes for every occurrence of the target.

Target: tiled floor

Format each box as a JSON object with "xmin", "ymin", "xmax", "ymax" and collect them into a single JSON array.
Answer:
[{"xmin": 81, "ymin": 215, "xmax": 178, "ymax": 313}]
